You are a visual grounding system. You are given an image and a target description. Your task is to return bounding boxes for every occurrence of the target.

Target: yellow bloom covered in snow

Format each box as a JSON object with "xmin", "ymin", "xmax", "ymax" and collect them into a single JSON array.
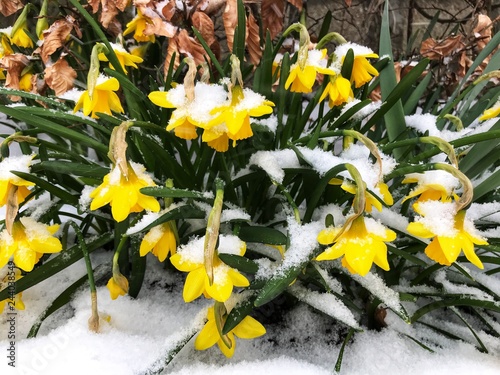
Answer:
[
  {"xmin": 98, "ymin": 43, "xmax": 143, "ymax": 73},
  {"xmin": 0, "ymin": 218, "xmax": 62, "ymax": 272},
  {"xmin": 479, "ymin": 100, "xmax": 500, "ymax": 121},
  {"xmin": 335, "ymin": 43, "xmax": 379, "ymax": 88},
  {"xmin": 0, "ymin": 268, "xmax": 25, "ymax": 313},
  {"xmin": 89, "ymin": 162, "xmax": 160, "ymax": 222},
  {"xmin": 73, "ymin": 75, "xmax": 124, "ymax": 119},
  {"xmin": 285, "ymin": 49, "xmax": 336, "ymax": 93},
  {"xmin": 317, "ymin": 216, "xmax": 396, "ymax": 276},
  {"xmin": 123, "ymin": 8, "xmax": 155, "ymax": 43},
  {"xmin": 0, "ymin": 155, "xmax": 35, "ymax": 207},
  {"xmin": 195, "ymin": 305, "xmax": 266, "ymax": 358},
  {"xmin": 170, "ymin": 235, "xmax": 250, "ymax": 303},
  {"xmin": 407, "ymin": 202, "xmax": 486, "ymax": 269},
  {"xmin": 402, "ymin": 171, "xmax": 459, "ymax": 210},
  {"xmin": 140, "ymin": 222, "xmax": 177, "ymax": 262},
  {"xmin": 106, "ymin": 274, "xmax": 129, "ymax": 300},
  {"xmin": 204, "ymin": 85, "xmax": 275, "ymax": 152}
]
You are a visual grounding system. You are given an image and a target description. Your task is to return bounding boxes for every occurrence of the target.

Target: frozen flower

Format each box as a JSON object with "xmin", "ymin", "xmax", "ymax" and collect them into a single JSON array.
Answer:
[
  {"xmin": 0, "ymin": 155, "xmax": 35, "ymax": 207},
  {"xmin": 479, "ymin": 100, "xmax": 500, "ymax": 121},
  {"xmin": 123, "ymin": 8, "xmax": 155, "ymax": 43},
  {"xmin": 0, "ymin": 217, "xmax": 62, "ymax": 272},
  {"xmin": 204, "ymin": 85, "xmax": 274, "ymax": 151},
  {"xmin": 317, "ymin": 216, "xmax": 396, "ymax": 276},
  {"xmin": 170, "ymin": 235, "xmax": 250, "ymax": 303},
  {"xmin": 98, "ymin": 43, "xmax": 143, "ymax": 73},
  {"xmin": 73, "ymin": 75, "xmax": 124, "ymax": 118},
  {"xmin": 140, "ymin": 222, "xmax": 177, "ymax": 262},
  {"xmin": 335, "ymin": 43, "xmax": 379, "ymax": 88},
  {"xmin": 18, "ymin": 72, "xmax": 32, "ymax": 91},
  {"xmin": 106, "ymin": 274, "xmax": 129, "ymax": 300},
  {"xmin": 319, "ymin": 74, "xmax": 353, "ymax": 107},
  {"xmin": 0, "ymin": 268, "xmax": 25, "ymax": 313},
  {"xmin": 402, "ymin": 170, "xmax": 459, "ymax": 209},
  {"xmin": 285, "ymin": 49, "xmax": 336, "ymax": 93},
  {"xmin": 407, "ymin": 202, "xmax": 486, "ymax": 269},
  {"xmin": 195, "ymin": 305, "xmax": 266, "ymax": 358},
  {"xmin": 89, "ymin": 162, "xmax": 160, "ymax": 222}
]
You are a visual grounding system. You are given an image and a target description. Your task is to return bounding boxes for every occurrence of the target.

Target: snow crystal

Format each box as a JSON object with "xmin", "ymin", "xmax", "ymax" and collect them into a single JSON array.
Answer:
[
  {"xmin": 78, "ymin": 185, "xmax": 95, "ymax": 212},
  {"xmin": 253, "ymin": 114, "xmax": 278, "ymax": 132},
  {"xmin": 468, "ymin": 202, "xmax": 500, "ymax": 223},
  {"xmin": 221, "ymin": 206, "xmax": 250, "ymax": 222},
  {"xmin": 218, "ymin": 234, "xmax": 245, "ymax": 256},
  {"xmin": 249, "ymin": 149, "xmax": 299, "ymax": 183},
  {"xmin": 434, "ymin": 269, "xmax": 494, "ymax": 301},
  {"xmin": 176, "ymin": 236, "xmax": 205, "ymax": 264},
  {"xmin": 0, "ymin": 153, "xmax": 34, "ymax": 181},
  {"xmin": 339, "ymin": 99, "xmax": 381, "ymax": 120},
  {"xmin": 335, "ymin": 42, "xmax": 376, "ymax": 58},
  {"xmin": 289, "ymin": 283, "xmax": 360, "ymax": 329},
  {"xmin": 371, "ymin": 206, "xmax": 410, "ymax": 233},
  {"xmin": 59, "ymin": 87, "xmax": 83, "ymax": 102},
  {"xmin": 298, "ymin": 146, "xmax": 344, "ymax": 176},
  {"xmin": 413, "ymin": 201, "xmax": 458, "ymax": 237},
  {"xmin": 22, "ymin": 191, "xmax": 57, "ymax": 220},
  {"xmin": 405, "ymin": 170, "xmax": 460, "ymax": 195}
]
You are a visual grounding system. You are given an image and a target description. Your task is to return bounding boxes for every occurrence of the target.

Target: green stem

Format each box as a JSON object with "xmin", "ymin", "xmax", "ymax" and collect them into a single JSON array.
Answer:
[{"xmin": 273, "ymin": 180, "xmax": 301, "ymax": 224}]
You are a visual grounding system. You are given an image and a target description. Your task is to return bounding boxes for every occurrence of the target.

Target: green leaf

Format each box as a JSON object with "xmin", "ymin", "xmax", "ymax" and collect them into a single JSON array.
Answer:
[
  {"xmin": 411, "ymin": 298, "xmax": 500, "ymax": 323},
  {"xmin": 233, "ymin": 0, "xmax": 246, "ymax": 63},
  {"xmin": 340, "ymin": 49, "xmax": 354, "ymax": 80},
  {"xmin": 140, "ymin": 186, "xmax": 208, "ymax": 200},
  {"xmin": 218, "ymin": 254, "xmax": 259, "ymax": 274},
  {"xmin": 32, "ymin": 161, "xmax": 109, "ymax": 178},
  {"xmin": 222, "ymin": 296, "xmax": 256, "ymax": 335},
  {"xmin": 238, "ymin": 225, "xmax": 287, "ymax": 245},
  {"xmin": 129, "ymin": 205, "xmax": 206, "ymax": 234},
  {"xmin": 0, "ymin": 233, "xmax": 113, "ymax": 301}
]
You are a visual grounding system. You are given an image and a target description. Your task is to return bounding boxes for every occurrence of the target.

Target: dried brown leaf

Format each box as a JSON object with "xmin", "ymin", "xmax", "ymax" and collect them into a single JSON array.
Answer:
[
  {"xmin": 203, "ymin": 0, "xmax": 226, "ymax": 15},
  {"xmin": 164, "ymin": 36, "xmax": 180, "ymax": 76},
  {"xmin": 262, "ymin": 0, "xmax": 284, "ymax": 41},
  {"xmin": 0, "ymin": 0, "xmax": 23, "ymax": 17},
  {"xmin": 223, "ymin": 0, "xmax": 237, "ymax": 52},
  {"xmin": 40, "ymin": 16, "xmax": 77, "ymax": 64},
  {"xmin": 44, "ymin": 57, "xmax": 77, "ymax": 96},
  {"xmin": 191, "ymin": 11, "xmax": 215, "ymax": 46},
  {"xmin": 420, "ymin": 35, "xmax": 464, "ymax": 60},
  {"xmin": 286, "ymin": 0, "xmax": 303, "ymax": 12},
  {"xmin": 473, "ymin": 14, "xmax": 493, "ymax": 51},
  {"xmin": 177, "ymin": 29, "xmax": 208, "ymax": 68},
  {"xmin": 246, "ymin": 12, "xmax": 261, "ymax": 66},
  {"xmin": 0, "ymin": 53, "xmax": 29, "ymax": 100},
  {"xmin": 159, "ymin": 0, "xmax": 176, "ymax": 21},
  {"xmin": 144, "ymin": 17, "xmax": 177, "ymax": 38},
  {"xmin": 88, "ymin": 0, "xmax": 100, "ymax": 13}
]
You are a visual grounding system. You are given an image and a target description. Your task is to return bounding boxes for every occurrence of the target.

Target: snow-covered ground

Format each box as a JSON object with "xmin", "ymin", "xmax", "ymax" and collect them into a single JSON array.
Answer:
[{"xmin": 1, "ymin": 251, "xmax": 499, "ymax": 375}]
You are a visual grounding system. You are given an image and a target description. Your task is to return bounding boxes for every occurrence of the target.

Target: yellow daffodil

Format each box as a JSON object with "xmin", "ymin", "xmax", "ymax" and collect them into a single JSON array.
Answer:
[
  {"xmin": 170, "ymin": 235, "xmax": 250, "ymax": 303},
  {"xmin": 402, "ymin": 171, "xmax": 459, "ymax": 210},
  {"xmin": 195, "ymin": 305, "xmax": 266, "ymax": 358},
  {"xmin": 106, "ymin": 274, "xmax": 129, "ymax": 300},
  {"xmin": 123, "ymin": 8, "xmax": 155, "ymax": 43},
  {"xmin": 204, "ymin": 85, "xmax": 274, "ymax": 151},
  {"xmin": 149, "ymin": 82, "xmax": 228, "ymax": 140},
  {"xmin": 479, "ymin": 100, "xmax": 500, "ymax": 121},
  {"xmin": 320, "ymin": 75, "xmax": 353, "ymax": 107},
  {"xmin": 73, "ymin": 75, "xmax": 124, "ymax": 119},
  {"xmin": 10, "ymin": 22, "xmax": 33, "ymax": 48},
  {"xmin": 407, "ymin": 203, "xmax": 486, "ymax": 269},
  {"xmin": 317, "ymin": 216, "xmax": 396, "ymax": 276},
  {"xmin": 0, "ymin": 34, "xmax": 14, "ymax": 80},
  {"xmin": 98, "ymin": 43, "xmax": 143, "ymax": 73},
  {"xmin": 0, "ymin": 155, "xmax": 35, "ymax": 207},
  {"xmin": 335, "ymin": 43, "xmax": 379, "ymax": 88},
  {"xmin": 0, "ymin": 218, "xmax": 62, "ymax": 272},
  {"xmin": 89, "ymin": 162, "xmax": 160, "ymax": 222},
  {"xmin": 0, "ymin": 268, "xmax": 25, "ymax": 313},
  {"xmin": 285, "ymin": 49, "xmax": 336, "ymax": 93},
  {"xmin": 332, "ymin": 180, "xmax": 393, "ymax": 213},
  {"xmin": 18, "ymin": 72, "xmax": 32, "ymax": 92},
  {"xmin": 140, "ymin": 222, "xmax": 177, "ymax": 262}
]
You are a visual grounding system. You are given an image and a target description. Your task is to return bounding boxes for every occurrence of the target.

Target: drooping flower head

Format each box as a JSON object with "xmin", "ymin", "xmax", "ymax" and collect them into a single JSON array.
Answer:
[
  {"xmin": 195, "ymin": 304, "xmax": 266, "ymax": 358},
  {"xmin": 106, "ymin": 272, "xmax": 129, "ymax": 300},
  {"xmin": 330, "ymin": 179, "xmax": 393, "ymax": 213},
  {"xmin": 73, "ymin": 75, "xmax": 124, "ymax": 118},
  {"xmin": 479, "ymin": 99, "xmax": 500, "ymax": 121},
  {"xmin": 204, "ymin": 85, "xmax": 275, "ymax": 152},
  {"xmin": 123, "ymin": 8, "xmax": 155, "ymax": 43},
  {"xmin": 140, "ymin": 221, "xmax": 177, "ymax": 262},
  {"xmin": 0, "ymin": 154, "xmax": 35, "ymax": 207},
  {"xmin": 0, "ymin": 217, "xmax": 62, "ymax": 272},
  {"xmin": 170, "ymin": 235, "xmax": 250, "ymax": 303},
  {"xmin": 317, "ymin": 216, "xmax": 396, "ymax": 276},
  {"xmin": 98, "ymin": 43, "xmax": 144, "ymax": 73},
  {"xmin": 319, "ymin": 74, "xmax": 354, "ymax": 107},
  {"xmin": 0, "ymin": 33, "xmax": 14, "ymax": 80},
  {"xmin": 0, "ymin": 268, "xmax": 25, "ymax": 313},
  {"xmin": 334, "ymin": 42, "xmax": 379, "ymax": 88},
  {"xmin": 89, "ymin": 161, "xmax": 160, "ymax": 222},
  {"xmin": 10, "ymin": 22, "xmax": 33, "ymax": 49},
  {"xmin": 407, "ymin": 201, "xmax": 486, "ymax": 268}
]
